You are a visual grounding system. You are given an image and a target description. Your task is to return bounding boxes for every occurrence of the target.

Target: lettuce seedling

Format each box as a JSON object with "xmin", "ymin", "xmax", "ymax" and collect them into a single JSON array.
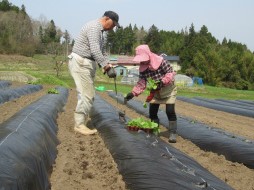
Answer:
[
  {"xmin": 143, "ymin": 78, "xmax": 160, "ymax": 108},
  {"xmin": 127, "ymin": 117, "xmax": 160, "ymax": 134},
  {"xmin": 145, "ymin": 78, "xmax": 159, "ymax": 94}
]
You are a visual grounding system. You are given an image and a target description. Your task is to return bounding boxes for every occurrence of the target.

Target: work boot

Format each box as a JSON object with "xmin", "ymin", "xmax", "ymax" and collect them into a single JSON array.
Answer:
[
  {"xmin": 74, "ymin": 124, "xmax": 97, "ymax": 135},
  {"xmin": 168, "ymin": 121, "xmax": 177, "ymax": 143},
  {"xmin": 74, "ymin": 113, "xmax": 97, "ymax": 135}
]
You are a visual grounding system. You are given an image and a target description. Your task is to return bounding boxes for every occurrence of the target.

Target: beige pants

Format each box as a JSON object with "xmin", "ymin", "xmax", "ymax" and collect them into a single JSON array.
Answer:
[
  {"xmin": 68, "ymin": 52, "xmax": 96, "ymax": 125},
  {"xmin": 150, "ymin": 84, "xmax": 177, "ymax": 104}
]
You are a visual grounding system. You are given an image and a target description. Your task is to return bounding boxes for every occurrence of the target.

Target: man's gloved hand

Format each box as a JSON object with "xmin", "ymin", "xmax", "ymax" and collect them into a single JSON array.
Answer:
[
  {"xmin": 104, "ymin": 64, "xmax": 116, "ymax": 78},
  {"xmin": 107, "ymin": 67, "xmax": 116, "ymax": 78},
  {"xmin": 125, "ymin": 92, "xmax": 134, "ymax": 101}
]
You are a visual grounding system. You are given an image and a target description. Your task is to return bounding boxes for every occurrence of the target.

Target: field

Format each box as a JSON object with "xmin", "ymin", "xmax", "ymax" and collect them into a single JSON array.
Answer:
[{"xmin": 0, "ymin": 55, "xmax": 254, "ymax": 189}]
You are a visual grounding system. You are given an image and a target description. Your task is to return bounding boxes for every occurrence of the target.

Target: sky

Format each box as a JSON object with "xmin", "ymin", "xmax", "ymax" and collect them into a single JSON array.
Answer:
[{"xmin": 8, "ymin": 0, "xmax": 254, "ymax": 52}]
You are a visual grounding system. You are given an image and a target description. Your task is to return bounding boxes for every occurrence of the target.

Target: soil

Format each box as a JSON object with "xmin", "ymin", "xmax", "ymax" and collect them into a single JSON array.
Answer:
[{"xmin": 1, "ymin": 82, "xmax": 254, "ymax": 190}]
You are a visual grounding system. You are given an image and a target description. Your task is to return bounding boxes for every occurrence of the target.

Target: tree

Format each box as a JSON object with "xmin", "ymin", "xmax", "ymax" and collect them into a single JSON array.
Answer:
[
  {"xmin": 199, "ymin": 25, "xmax": 217, "ymax": 44},
  {"xmin": 63, "ymin": 30, "xmax": 71, "ymax": 57},
  {"xmin": 106, "ymin": 29, "xmax": 117, "ymax": 54},
  {"xmin": 159, "ymin": 30, "xmax": 184, "ymax": 55},
  {"xmin": 222, "ymin": 37, "xmax": 227, "ymax": 45},
  {"xmin": 122, "ymin": 24, "xmax": 136, "ymax": 54},
  {"xmin": 0, "ymin": 0, "xmax": 11, "ymax": 11},
  {"xmin": 133, "ymin": 25, "xmax": 147, "ymax": 45},
  {"xmin": 194, "ymin": 46, "xmax": 221, "ymax": 86},
  {"xmin": 145, "ymin": 24, "xmax": 162, "ymax": 53},
  {"xmin": 44, "ymin": 20, "xmax": 57, "ymax": 43},
  {"xmin": 0, "ymin": 10, "xmax": 36, "ymax": 55},
  {"xmin": 180, "ymin": 23, "xmax": 197, "ymax": 72},
  {"xmin": 0, "ymin": 0, "xmax": 19, "ymax": 12},
  {"xmin": 21, "ymin": 4, "xmax": 26, "ymax": 13}
]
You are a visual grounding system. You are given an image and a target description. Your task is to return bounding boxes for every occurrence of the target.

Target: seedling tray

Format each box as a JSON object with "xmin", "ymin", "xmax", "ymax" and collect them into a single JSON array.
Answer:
[{"xmin": 127, "ymin": 125, "xmax": 154, "ymax": 134}]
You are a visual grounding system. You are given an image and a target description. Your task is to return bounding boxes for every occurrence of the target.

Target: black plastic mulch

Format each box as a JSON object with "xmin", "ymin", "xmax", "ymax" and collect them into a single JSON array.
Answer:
[
  {"xmin": 0, "ymin": 84, "xmax": 43, "ymax": 104},
  {"xmin": 108, "ymin": 92, "xmax": 254, "ymax": 170},
  {"xmin": 90, "ymin": 94, "xmax": 233, "ymax": 190},
  {"xmin": 0, "ymin": 87, "xmax": 68, "ymax": 190},
  {"xmin": 177, "ymin": 96, "xmax": 254, "ymax": 118},
  {"xmin": 0, "ymin": 80, "xmax": 11, "ymax": 90}
]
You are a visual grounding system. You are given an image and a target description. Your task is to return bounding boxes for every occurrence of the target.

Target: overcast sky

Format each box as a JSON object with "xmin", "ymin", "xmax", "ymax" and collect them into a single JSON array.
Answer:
[{"xmin": 9, "ymin": 0, "xmax": 254, "ymax": 52}]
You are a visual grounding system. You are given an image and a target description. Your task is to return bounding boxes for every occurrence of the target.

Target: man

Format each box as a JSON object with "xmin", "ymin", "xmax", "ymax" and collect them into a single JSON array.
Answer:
[{"xmin": 68, "ymin": 11, "xmax": 120, "ymax": 135}]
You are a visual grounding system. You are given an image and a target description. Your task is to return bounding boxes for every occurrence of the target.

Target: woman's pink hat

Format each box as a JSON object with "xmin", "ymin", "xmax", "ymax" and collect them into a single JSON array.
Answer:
[{"xmin": 133, "ymin": 45, "xmax": 163, "ymax": 72}]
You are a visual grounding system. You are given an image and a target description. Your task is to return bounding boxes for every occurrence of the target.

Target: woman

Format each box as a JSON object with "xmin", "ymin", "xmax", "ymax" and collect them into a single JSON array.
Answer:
[{"xmin": 125, "ymin": 44, "xmax": 178, "ymax": 143}]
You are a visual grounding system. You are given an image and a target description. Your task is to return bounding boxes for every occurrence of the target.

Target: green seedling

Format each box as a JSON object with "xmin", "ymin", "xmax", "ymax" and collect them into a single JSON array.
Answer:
[
  {"xmin": 143, "ymin": 78, "xmax": 160, "ymax": 108},
  {"xmin": 127, "ymin": 117, "xmax": 160, "ymax": 134},
  {"xmin": 146, "ymin": 78, "xmax": 159, "ymax": 92},
  {"xmin": 47, "ymin": 88, "xmax": 59, "ymax": 94}
]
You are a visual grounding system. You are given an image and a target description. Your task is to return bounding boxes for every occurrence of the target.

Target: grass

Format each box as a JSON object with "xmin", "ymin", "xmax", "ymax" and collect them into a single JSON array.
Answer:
[
  {"xmin": 95, "ymin": 82, "xmax": 254, "ymax": 100},
  {"xmin": 174, "ymin": 85, "xmax": 254, "ymax": 100},
  {"xmin": 26, "ymin": 71, "xmax": 70, "ymax": 87},
  {"xmin": 95, "ymin": 81, "xmax": 132, "ymax": 95},
  {"xmin": 1, "ymin": 54, "xmax": 254, "ymax": 101}
]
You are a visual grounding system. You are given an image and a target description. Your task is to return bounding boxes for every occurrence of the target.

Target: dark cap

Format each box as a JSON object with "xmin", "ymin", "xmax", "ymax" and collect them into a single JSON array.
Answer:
[{"xmin": 103, "ymin": 11, "xmax": 121, "ymax": 28}]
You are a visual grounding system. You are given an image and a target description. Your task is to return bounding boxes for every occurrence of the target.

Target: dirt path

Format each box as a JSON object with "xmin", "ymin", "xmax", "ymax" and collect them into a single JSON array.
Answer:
[
  {"xmin": 175, "ymin": 100, "xmax": 254, "ymax": 140},
  {"xmin": 1, "ymin": 85, "xmax": 254, "ymax": 190},
  {"xmin": 50, "ymin": 89, "xmax": 127, "ymax": 190}
]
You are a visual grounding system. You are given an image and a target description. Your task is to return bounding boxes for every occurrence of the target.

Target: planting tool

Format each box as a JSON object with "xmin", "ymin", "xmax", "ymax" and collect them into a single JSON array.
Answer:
[{"xmin": 114, "ymin": 78, "xmax": 126, "ymax": 123}]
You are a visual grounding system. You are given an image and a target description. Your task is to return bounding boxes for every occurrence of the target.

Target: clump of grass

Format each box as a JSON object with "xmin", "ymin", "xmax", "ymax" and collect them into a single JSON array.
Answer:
[{"xmin": 27, "ymin": 80, "xmax": 40, "ymax": 85}]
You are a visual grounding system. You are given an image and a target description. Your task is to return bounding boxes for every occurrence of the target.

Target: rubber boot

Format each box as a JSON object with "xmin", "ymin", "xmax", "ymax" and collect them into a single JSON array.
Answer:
[
  {"xmin": 168, "ymin": 121, "xmax": 177, "ymax": 143},
  {"xmin": 74, "ymin": 113, "xmax": 97, "ymax": 135}
]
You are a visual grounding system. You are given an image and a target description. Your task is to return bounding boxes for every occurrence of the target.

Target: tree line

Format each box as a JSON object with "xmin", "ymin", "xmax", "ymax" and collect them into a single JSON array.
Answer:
[
  {"xmin": 1, "ymin": 0, "xmax": 254, "ymax": 90},
  {"xmin": 0, "ymin": 0, "xmax": 71, "ymax": 57}
]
